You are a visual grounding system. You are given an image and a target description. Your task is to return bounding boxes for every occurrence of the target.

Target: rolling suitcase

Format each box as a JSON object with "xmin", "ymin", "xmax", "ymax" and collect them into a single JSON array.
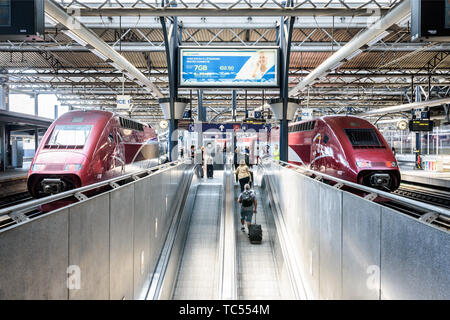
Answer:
[
  {"xmin": 207, "ymin": 164, "xmax": 214, "ymax": 178},
  {"xmin": 248, "ymin": 213, "xmax": 262, "ymax": 244}
]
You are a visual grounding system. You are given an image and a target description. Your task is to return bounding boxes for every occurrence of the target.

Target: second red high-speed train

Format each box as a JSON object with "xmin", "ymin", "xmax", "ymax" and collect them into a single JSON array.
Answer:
[
  {"xmin": 27, "ymin": 110, "xmax": 161, "ymax": 198},
  {"xmin": 270, "ymin": 115, "xmax": 401, "ymax": 191}
]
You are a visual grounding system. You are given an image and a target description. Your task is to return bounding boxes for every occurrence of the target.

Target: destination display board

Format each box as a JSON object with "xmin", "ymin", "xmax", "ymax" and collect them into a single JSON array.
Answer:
[
  {"xmin": 409, "ymin": 119, "xmax": 434, "ymax": 132},
  {"xmin": 0, "ymin": 0, "xmax": 44, "ymax": 40},
  {"xmin": 179, "ymin": 47, "xmax": 279, "ymax": 88},
  {"xmin": 411, "ymin": 0, "xmax": 450, "ymax": 41}
]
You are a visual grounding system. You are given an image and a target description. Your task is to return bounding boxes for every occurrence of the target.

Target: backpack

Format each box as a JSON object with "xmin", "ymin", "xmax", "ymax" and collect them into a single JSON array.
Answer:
[{"xmin": 241, "ymin": 191, "xmax": 253, "ymax": 207}]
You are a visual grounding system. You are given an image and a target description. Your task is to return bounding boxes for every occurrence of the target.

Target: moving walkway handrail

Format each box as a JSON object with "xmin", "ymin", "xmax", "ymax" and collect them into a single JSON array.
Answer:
[
  {"xmin": 218, "ymin": 163, "xmax": 237, "ymax": 300},
  {"xmin": 270, "ymin": 159, "xmax": 450, "ymax": 219},
  {"xmin": 0, "ymin": 160, "xmax": 184, "ymax": 220}
]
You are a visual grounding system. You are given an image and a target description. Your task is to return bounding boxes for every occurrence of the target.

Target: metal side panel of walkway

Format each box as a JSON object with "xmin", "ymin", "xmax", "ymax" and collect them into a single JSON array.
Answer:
[{"xmin": 172, "ymin": 172, "xmax": 224, "ymax": 300}]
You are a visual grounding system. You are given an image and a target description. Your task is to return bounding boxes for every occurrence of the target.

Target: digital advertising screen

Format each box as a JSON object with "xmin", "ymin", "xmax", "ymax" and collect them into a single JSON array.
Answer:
[{"xmin": 179, "ymin": 47, "xmax": 279, "ymax": 88}]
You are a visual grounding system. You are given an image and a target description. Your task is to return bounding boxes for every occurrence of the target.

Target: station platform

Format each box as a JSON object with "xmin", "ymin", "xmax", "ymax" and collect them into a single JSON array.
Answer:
[
  {"xmin": 0, "ymin": 167, "xmax": 29, "ymax": 198},
  {"xmin": 401, "ymin": 169, "xmax": 450, "ymax": 189},
  {"xmin": 0, "ymin": 161, "xmax": 448, "ymax": 300}
]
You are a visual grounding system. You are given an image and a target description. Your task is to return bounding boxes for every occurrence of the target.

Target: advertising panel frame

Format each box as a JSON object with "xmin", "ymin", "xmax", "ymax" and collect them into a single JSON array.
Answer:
[{"xmin": 178, "ymin": 46, "xmax": 281, "ymax": 89}]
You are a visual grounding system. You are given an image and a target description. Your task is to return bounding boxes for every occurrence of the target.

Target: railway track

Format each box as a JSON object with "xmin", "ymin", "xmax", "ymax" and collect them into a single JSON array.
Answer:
[
  {"xmin": 0, "ymin": 192, "xmax": 33, "ymax": 210},
  {"xmin": 393, "ymin": 182, "xmax": 450, "ymax": 209}
]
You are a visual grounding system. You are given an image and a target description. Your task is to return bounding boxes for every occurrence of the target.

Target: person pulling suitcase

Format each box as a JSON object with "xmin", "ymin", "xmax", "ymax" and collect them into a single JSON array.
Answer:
[
  {"xmin": 237, "ymin": 184, "xmax": 261, "ymax": 243},
  {"xmin": 206, "ymin": 155, "xmax": 214, "ymax": 178}
]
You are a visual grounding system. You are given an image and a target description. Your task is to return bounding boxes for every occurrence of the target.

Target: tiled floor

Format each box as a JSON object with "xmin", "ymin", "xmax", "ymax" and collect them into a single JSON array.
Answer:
[
  {"xmin": 235, "ymin": 185, "xmax": 282, "ymax": 300},
  {"xmin": 172, "ymin": 171, "xmax": 223, "ymax": 300}
]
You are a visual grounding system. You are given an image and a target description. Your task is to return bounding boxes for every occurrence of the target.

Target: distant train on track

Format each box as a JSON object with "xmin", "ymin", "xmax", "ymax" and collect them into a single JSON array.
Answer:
[
  {"xmin": 27, "ymin": 110, "xmax": 163, "ymax": 198},
  {"xmin": 270, "ymin": 115, "xmax": 401, "ymax": 191}
]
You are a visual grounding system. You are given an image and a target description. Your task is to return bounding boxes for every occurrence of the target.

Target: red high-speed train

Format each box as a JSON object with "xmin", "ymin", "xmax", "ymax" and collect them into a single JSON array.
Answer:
[
  {"xmin": 270, "ymin": 115, "xmax": 401, "ymax": 191},
  {"xmin": 28, "ymin": 110, "xmax": 161, "ymax": 198}
]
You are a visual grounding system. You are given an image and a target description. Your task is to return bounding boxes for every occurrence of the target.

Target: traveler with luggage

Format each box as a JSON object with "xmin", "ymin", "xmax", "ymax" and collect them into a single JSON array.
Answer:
[
  {"xmin": 235, "ymin": 159, "xmax": 252, "ymax": 192},
  {"xmin": 194, "ymin": 147, "xmax": 204, "ymax": 178},
  {"xmin": 238, "ymin": 184, "xmax": 262, "ymax": 243},
  {"xmin": 206, "ymin": 155, "xmax": 214, "ymax": 178},
  {"xmin": 237, "ymin": 184, "xmax": 257, "ymax": 232},
  {"xmin": 190, "ymin": 145, "xmax": 195, "ymax": 162}
]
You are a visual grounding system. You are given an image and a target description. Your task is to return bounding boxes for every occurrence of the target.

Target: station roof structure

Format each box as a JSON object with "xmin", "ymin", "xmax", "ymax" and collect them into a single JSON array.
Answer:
[{"xmin": 0, "ymin": 0, "xmax": 449, "ymax": 127}]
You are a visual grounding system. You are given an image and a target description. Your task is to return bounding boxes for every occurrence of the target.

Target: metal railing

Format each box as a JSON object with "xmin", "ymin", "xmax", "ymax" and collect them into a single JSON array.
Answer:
[
  {"xmin": 0, "ymin": 160, "xmax": 184, "ymax": 222},
  {"xmin": 218, "ymin": 164, "xmax": 237, "ymax": 300},
  {"xmin": 260, "ymin": 159, "xmax": 450, "ymax": 299},
  {"xmin": 272, "ymin": 159, "xmax": 450, "ymax": 219}
]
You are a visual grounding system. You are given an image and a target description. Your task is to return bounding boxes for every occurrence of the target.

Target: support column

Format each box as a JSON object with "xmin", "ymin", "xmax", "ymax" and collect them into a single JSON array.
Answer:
[
  {"xmin": 0, "ymin": 84, "xmax": 9, "ymax": 111},
  {"xmin": 232, "ymin": 90, "xmax": 237, "ymax": 121},
  {"xmin": 415, "ymin": 85, "xmax": 422, "ymax": 169},
  {"xmin": 197, "ymin": 89, "xmax": 204, "ymax": 148},
  {"xmin": 198, "ymin": 90, "xmax": 205, "ymax": 122},
  {"xmin": 34, "ymin": 128, "xmax": 39, "ymax": 152},
  {"xmin": 278, "ymin": 0, "xmax": 295, "ymax": 162},
  {"xmin": 244, "ymin": 90, "xmax": 248, "ymax": 119},
  {"xmin": 0, "ymin": 125, "xmax": 5, "ymax": 172},
  {"xmin": 34, "ymin": 93, "xmax": 39, "ymax": 116},
  {"xmin": 160, "ymin": 0, "xmax": 180, "ymax": 161}
]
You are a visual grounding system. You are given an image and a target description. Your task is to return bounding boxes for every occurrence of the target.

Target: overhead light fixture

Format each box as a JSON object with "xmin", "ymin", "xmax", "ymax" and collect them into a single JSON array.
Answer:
[
  {"xmin": 345, "ymin": 49, "xmax": 363, "ymax": 61},
  {"xmin": 91, "ymin": 49, "xmax": 108, "ymax": 61},
  {"xmin": 62, "ymin": 30, "xmax": 88, "ymax": 47},
  {"xmin": 109, "ymin": 62, "xmax": 123, "ymax": 72},
  {"xmin": 330, "ymin": 61, "xmax": 343, "ymax": 71}
]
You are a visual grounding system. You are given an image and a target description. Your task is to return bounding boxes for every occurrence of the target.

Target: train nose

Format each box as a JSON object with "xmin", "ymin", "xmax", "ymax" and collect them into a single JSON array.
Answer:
[{"xmin": 369, "ymin": 173, "xmax": 391, "ymax": 189}]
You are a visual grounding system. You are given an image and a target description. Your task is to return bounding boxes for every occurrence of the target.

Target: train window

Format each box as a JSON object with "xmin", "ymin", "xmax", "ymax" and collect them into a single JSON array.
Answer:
[
  {"xmin": 47, "ymin": 125, "xmax": 93, "ymax": 147},
  {"xmin": 119, "ymin": 117, "xmax": 144, "ymax": 132},
  {"xmin": 344, "ymin": 128, "xmax": 382, "ymax": 147},
  {"xmin": 323, "ymin": 135, "xmax": 329, "ymax": 144}
]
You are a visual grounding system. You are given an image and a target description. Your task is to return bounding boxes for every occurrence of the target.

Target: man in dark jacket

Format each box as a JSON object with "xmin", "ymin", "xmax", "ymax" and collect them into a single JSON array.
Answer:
[{"xmin": 237, "ymin": 184, "xmax": 257, "ymax": 233}]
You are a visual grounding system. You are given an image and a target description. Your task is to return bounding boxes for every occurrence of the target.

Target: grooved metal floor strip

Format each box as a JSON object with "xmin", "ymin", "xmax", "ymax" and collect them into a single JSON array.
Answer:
[
  {"xmin": 172, "ymin": 172, "xmax": 223, "ymax": 300},
  {"xmin": 235, "ymin": 185, "xmax": 282, "ymax": 300}
]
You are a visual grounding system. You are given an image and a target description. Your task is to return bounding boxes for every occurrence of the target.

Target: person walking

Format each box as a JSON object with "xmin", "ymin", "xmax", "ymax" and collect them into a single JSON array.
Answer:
[
  {"xmin": 237, "ymin": 183, "xmax": 257, "ymax": 233},
  {"xmin": 235, "ymin": 159, "xmax": 252, "ymax": 192},
  {"xmin": 194, "ymin": 147, "xmax": 204, "ymax": 178},
  {"xmin": 206, "ymin": 155, "xmax": 214, "ymax": 178},
  {"xmin": 190, "ymin": 145, "xmax": 195, "ymax": 162},
  {"xmin": 273, "ymin": 144, "xmax": 280, "ymax": 161}
]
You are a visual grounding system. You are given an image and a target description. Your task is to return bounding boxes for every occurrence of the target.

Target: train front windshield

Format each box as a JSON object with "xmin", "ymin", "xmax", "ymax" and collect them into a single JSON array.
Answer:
[
  {"xmin": 344, "ymin": 128, "xmax": 382, "ymax": 147},
  {"xmin": 47, "ymin": 125, "xmax": 93, "ymax": 147}
]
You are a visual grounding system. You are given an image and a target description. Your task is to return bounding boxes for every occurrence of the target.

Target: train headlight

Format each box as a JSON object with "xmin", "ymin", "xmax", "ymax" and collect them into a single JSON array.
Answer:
[
  {"xmin": 356, "ymin": 161, "xmax": 371, "ymax": 168},
  {"xmin": 64, "ymin": 164, "xmax": 83, "ymax": 171},
  {"xmin": 387, "ymin": 161, "xmax": 397, "ymax": 168},
  {"xmin": 31, "ymin": 164, "xmax": 45, "ymax": 172}
]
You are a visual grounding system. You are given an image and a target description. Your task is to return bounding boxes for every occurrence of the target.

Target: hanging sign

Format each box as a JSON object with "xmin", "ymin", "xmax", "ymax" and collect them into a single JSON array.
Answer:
[{"xmin": 116, "ymin": 95, "xmax": 132, "ymax": 109}]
